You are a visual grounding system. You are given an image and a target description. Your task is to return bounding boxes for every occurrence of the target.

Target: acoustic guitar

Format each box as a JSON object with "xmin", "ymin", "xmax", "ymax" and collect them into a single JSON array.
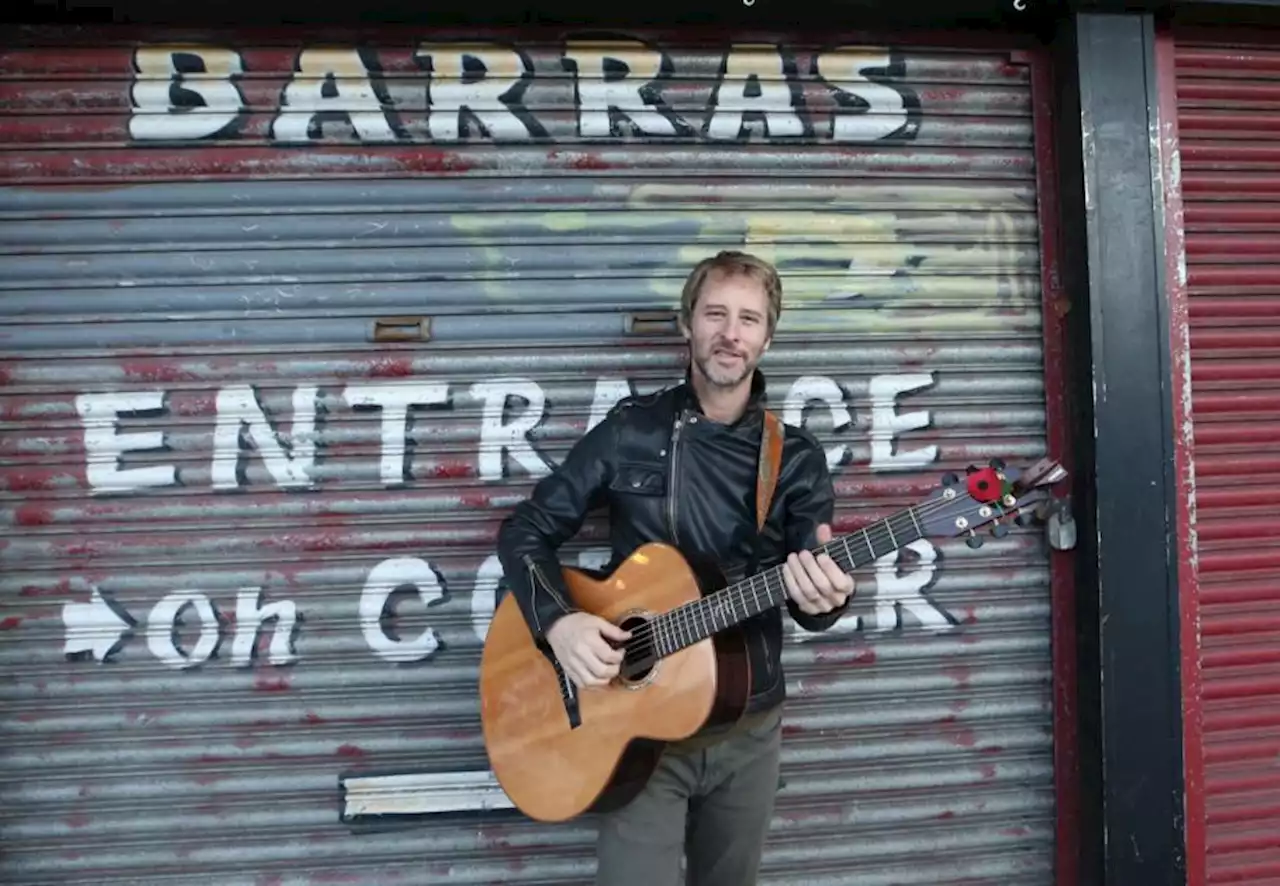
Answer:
[{"xmin": 479, "ymin": 456, "xmax": 1067, "ymax": 822}]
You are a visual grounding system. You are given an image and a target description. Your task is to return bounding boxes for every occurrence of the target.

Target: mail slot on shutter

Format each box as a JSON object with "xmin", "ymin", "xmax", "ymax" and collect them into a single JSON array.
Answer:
[
  {"xmin": 370, "ymin": 316, "xmax": 432, "ymax": 343},
  {"xmin": 625, "ymin": 310, "xmax": 680, "ymax": 336}
]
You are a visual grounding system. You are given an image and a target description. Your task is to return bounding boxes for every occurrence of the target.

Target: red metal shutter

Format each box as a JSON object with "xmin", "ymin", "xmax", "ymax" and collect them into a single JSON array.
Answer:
[
  {"xmin": 0, "ymin": 26, "xmax": 1075, "ymax": 885},
  {"xmin": 1169, "ymin": 29, "xmax": 1280, "ymax": 885}
]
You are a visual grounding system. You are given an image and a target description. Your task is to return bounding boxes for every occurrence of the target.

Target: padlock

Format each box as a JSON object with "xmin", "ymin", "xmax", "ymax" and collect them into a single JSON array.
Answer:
[{"xmin": 1047, "ymin": 496, "xmax": 1076, "ymax": 551}]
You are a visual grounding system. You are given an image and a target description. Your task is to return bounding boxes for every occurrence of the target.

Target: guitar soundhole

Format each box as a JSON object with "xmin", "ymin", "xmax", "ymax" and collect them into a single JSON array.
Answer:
[{"xmin": 616, "ymin": 613, "xmax": 658, "ymax": 686}]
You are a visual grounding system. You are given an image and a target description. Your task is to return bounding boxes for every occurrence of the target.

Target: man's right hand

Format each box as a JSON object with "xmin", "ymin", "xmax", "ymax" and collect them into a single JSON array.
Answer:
[{"xmin": 544, "ymin": 612, "xmax": 632, "ymax": 689}]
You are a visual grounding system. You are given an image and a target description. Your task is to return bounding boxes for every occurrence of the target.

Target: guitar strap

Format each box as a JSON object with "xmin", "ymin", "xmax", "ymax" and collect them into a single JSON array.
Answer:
[
  {"xmin": 749, "ymin": 409, "xmax": 785, "ymax": 575},
  {"xmin": 756, "ymin": 409, "xmax": 785, "ymax": 532}
]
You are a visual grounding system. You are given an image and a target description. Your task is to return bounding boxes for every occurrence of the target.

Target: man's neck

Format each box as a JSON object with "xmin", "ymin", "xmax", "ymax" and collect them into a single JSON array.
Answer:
[{"xmin": 689, "ymin": 370, "xmax": 753, "ymax": 425}]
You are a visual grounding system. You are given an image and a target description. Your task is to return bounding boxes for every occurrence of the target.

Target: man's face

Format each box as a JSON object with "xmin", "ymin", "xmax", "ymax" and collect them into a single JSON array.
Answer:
[{"xmin": 683, "ymin": 271, "xmax": 773, "ymax": 390}]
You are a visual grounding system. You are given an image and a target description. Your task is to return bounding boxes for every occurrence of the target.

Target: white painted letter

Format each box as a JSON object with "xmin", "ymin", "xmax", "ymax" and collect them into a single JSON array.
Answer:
[
  {"xmin": 782, "ymin": 375, "xmax": 852, "ymax": 471},
  {"xmin": 147, "ymin": 590, "xmax": 221, "ymax": 669},
  {"xmin": 76, "ymin": 391, "xmax": 176, "ymax": 493},
  {"xmin": 360, "ymin": 557, "xmax": 445, "ymax": 663},
  {"xmin": 343, "ymin": 382, "xmax": 450, "ymax": 486},
  {"xmin": 212, "ymin": 385, "xmax": 318, "ymax": 490},
  {"xmin": 706, "ymin": 45, "xmax": 804, "ymax": 140},
  {"xmin": 419, "ymin": 44, "xmax": 536, "ymax": 141},
  {"xmin": 587, "ymin": 377, "xmax": 634, "ymax": 432},
  {"xmin": 471, "ymin": 554, "xmax": 504, "ymax": 642},
  {"xmin": 231, "ymin": 588, "xmax": 299, "ymax": 667},
  {"xmin": 869, "ymin": 373, "xmax": 937, "ymax": 471},
  {"xmin": 271, "ymin": 48, "xmax": 397, "ymax": 142},
  {"xmin": 562, "ymin": 40, "xmax": 678, "ymax": 137},
  {"xmin": 470, "ymin": 378, "xmax": 550, "ymax": 482},
  {"xmin": 813, "ymin": 48, "xmax": 914, "ymax": 142},
  {"xmin": 129, "ymin": 46, "xmax": 246, "ymax": 140},
  {"xmin": 867, "ymin": 540, "xmax": 955, "ymax": 632}
]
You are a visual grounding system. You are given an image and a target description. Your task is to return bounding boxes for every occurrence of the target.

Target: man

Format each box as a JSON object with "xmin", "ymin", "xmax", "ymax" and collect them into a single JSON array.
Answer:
[{"xmin": 495, "ymin": 250, "xmax": 856, "ymax": 885}]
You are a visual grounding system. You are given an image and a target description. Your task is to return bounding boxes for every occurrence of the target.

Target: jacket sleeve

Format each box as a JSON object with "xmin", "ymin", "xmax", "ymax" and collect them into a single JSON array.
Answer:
[
  {"xmin": 783, "ymin": 441, "xmax": 853, "ymax": 633},
  {"xmin": 495, "ymin": 411, "xmax": 619, "ymax": 643}
]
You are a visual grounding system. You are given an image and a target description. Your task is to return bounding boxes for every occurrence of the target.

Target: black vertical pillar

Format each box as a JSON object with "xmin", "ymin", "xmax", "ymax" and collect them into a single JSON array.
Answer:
[{"xmin": 1052, "ymin": 12, "xmax": 1187, "ymax": 886}]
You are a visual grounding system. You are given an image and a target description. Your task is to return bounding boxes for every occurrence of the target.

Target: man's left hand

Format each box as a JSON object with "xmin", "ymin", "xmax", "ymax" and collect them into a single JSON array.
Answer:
[{"xmin": 782, "ymin": 522, "xmax": 856, "ymax": 616}]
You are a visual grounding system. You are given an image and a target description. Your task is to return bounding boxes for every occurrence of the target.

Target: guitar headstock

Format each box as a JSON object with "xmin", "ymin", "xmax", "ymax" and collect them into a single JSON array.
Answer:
[{"xmin": 915, "ymin": 457, "xmax": 1068, "ymax": 548}]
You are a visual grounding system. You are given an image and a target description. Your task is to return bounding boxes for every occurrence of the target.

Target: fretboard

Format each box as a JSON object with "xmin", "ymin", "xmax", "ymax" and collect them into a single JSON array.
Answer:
[{"xmin": 650, "ymin": 505, "xmax": 925, "ymax": 658}]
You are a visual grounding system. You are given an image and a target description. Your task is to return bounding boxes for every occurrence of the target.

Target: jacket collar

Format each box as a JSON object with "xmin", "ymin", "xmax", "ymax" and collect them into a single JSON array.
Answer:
[{"xmin": 678, "ymin": 366, "xmax": 767, "ymax": 427}]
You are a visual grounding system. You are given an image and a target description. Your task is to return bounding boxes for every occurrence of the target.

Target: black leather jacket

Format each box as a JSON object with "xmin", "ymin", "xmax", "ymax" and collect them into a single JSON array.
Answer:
[{"xmin": 495, "ymin": 368, "xmax": 850, "ymax": 715}]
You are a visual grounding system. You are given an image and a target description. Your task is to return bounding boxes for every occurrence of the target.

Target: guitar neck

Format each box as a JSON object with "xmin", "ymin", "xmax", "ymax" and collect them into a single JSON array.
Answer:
[{"xmin": 651, "ymin": 505, "xmax": 926, "ymax": 658}]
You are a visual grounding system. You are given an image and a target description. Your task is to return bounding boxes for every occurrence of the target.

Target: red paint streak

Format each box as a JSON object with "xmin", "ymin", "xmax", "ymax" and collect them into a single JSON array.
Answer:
[
  {"xmin": 432, "ymin": 460, "xmax": 474, "ymax": 480},
  {"xmin": 254, "ymin": 675, "xmax": 291, "ymax": 693},
  {"xmin": 556, "ymin": 150, "xmax": 611, "ymax": 171},
  {"xmin": 368, "ymin": 357, "xmax": 415, "ymax": 378},
  {"xmin": 304, "ymin": 711, "xmax": 324, "ymax": 725},
  {"xmin": 65, "ymin": 813, "xmax": 90, "ymax": 829},
  {"xmin": 14, "ymin": 503, "xmax": 53, "ymax": 526},
  {"xmin": 459, "ymin": 492, "xmax": 495, "ymax": 510},
  {"xmin": 120, "ymin": 359, "xmax": 197, "ymax": 384},
  {"xmin": 21, "ymin": 578, "xmax": 71, "ymax": 599},
  {"xmin": 813, "ymin": 644, "xmax": 876, "ymax": 667},
  {"xmin": 953, "ymin": 728, "xmax": 977, "ymax": 748},
  {"xmin": 2, "ymin": 146, "xmax": 477, "ymax": 183},
  {"xmin": 0, "ymin": 617, "xmax": 21, "ymax": 631},
  {"xmin": 979, "ymin": 763, "xmax": 997, "ymax": 780},
  {"xmin": 336, "ymin": 743, "xmax": 366, "ymax": 759},
  {"xmin": 1, "ymin": 468, "xmax": 72, "ymax": 493}
]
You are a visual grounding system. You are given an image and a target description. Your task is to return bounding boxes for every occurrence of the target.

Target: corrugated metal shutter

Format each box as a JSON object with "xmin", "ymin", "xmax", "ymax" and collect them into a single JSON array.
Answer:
[
  {"xmin": 1171, "ymin": 32, "xmax": 1280, "ymax": 885},
  {"xmin": 0, "ymin": 27, "xmax": 1070, "ymax": 885}
]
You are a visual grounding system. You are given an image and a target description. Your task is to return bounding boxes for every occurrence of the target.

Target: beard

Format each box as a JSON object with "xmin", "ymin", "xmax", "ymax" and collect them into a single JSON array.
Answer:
[{"xmin": 692, "ymin": 341, "xmax": 758, "ymax": 388}]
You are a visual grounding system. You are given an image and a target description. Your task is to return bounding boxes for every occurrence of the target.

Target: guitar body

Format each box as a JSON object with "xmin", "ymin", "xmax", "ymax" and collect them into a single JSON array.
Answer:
[{"xmin": 479, "ymin": 541, "xmax": 752, "ymax": 822}]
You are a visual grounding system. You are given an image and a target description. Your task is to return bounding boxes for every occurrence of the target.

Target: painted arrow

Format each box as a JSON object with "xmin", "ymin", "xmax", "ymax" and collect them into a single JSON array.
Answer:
[{"xmin": 62, "ymin": 587, "xmax": 136, "ymax": 662}]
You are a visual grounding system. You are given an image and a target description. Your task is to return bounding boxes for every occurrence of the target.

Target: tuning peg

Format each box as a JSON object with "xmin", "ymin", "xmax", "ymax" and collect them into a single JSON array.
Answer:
[
  {"xmin": 942, "ymin": 472, "xmax": 959, "ymax": 487},
  {"xmin": 988, "ymin": 457, "xmax": 1006, "ymax": 471},
  {"xmin": 965, "ymin": 532, "xmax": 983, "ymax": 549},
  {"xmin": 991, "ymin": 521, "xmax": 1009, "ymax": 538}
]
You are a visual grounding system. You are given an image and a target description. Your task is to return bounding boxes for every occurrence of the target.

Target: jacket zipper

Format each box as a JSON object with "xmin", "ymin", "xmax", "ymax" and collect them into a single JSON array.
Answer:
[
  {"xmin": 667, "ymin": 410, "xmax": 684, "ymax": 546},
  {"xmin": 523, "ymin": 553, "xmax": 571, "ymax": 632}
]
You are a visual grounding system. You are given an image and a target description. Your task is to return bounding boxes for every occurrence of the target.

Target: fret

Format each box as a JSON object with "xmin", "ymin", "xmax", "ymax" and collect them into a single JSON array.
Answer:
[{"xmin": 653, "ymin": 503, "xmax": 936, "ymax": 656}]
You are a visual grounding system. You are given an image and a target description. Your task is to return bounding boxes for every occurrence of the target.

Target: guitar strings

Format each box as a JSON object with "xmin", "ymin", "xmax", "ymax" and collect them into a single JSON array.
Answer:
[{"xmin": 618, "ymin": 489, "xmax": 1007, "ymax": 663}]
